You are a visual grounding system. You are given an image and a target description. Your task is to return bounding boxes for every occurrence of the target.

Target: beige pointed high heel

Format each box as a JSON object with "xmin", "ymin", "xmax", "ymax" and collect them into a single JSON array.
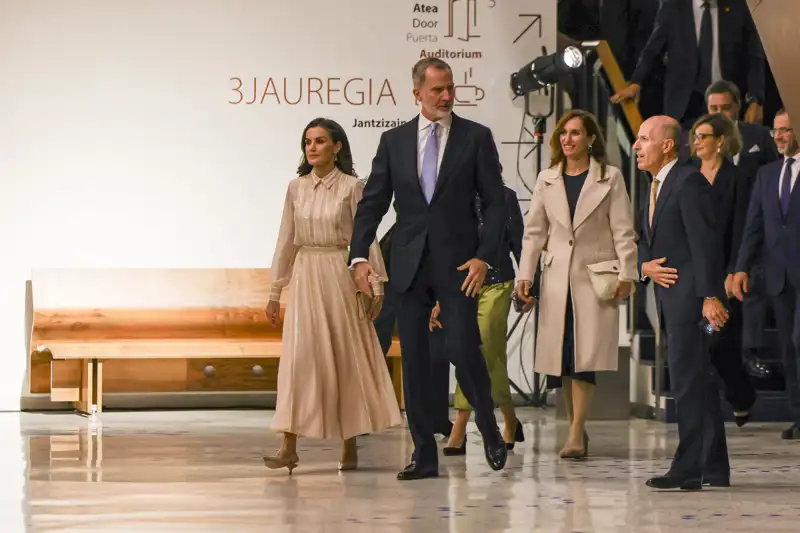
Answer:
[
  {"xmin": 263, "ymin": 451, "xmax": 300, "ymax": 474},
  {"xmin": 338, "ymin": 438, "xmax": 358, "ymax": 471}
]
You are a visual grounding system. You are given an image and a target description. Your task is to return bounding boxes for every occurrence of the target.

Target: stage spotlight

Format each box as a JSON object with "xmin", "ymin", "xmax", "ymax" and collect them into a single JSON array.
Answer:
[{"xmin": 510, "ymin": 46, "xmax": 584, "ymax": 96}]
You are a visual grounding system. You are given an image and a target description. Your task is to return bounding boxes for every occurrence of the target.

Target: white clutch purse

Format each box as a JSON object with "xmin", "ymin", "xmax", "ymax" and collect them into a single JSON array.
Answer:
[{"xmin": 585, "ymin": 259, "xmax": 626, "ymax": 301}]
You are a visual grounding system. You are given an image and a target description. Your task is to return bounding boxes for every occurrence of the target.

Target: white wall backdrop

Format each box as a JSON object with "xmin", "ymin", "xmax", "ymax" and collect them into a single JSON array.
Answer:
[{"xmin": 0, "ymin": 0, "xmax": 556, "ymax": 410}]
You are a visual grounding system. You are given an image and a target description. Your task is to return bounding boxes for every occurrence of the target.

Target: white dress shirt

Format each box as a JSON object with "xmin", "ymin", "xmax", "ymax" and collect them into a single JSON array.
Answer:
[
  {"xmin": 779, "ymin": 153, "xmax": 800, "ymax": 195},
  {"xmin": 417, "ymin": 113, "xmax": 451, "ymax": 178},
  {"xmin": 693, "ymin": 0, "xmax": 722, "ymax": 85}
]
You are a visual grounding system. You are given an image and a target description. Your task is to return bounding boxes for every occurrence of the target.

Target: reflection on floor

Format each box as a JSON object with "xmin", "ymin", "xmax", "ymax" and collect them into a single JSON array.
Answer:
[{"xmin": 7, "ymin": 409, "xmax": 800, "ymax": 532}]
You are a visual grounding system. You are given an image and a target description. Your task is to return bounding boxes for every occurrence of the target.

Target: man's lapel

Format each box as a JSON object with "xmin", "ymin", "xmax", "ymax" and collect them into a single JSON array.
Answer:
[
  {"xmin": 650, "ymin": 164, "xmax": 679, "ymax": 238},
  {"xmin": 432, "ymin": 113, "xmax": 466, "ymax": 201},
  {"xmin": 402, "ymin": 117, "xmax": 425, "ymax": 200}
]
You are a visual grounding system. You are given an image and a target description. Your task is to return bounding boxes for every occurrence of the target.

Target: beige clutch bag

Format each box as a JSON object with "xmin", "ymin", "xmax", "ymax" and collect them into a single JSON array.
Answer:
[
  {"xmin": 585, "ymin": 259, "xmax": 626, "ymax": 301},
  {"xmin": 355, "ymin": 279, "xmax": 383, "ymax": 320}
]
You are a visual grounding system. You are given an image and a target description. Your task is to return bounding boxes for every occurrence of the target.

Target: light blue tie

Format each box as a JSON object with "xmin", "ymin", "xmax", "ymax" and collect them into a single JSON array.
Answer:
[{"xmin": 421, "ymin": 122, "xmax": 440, "ymax": 203}]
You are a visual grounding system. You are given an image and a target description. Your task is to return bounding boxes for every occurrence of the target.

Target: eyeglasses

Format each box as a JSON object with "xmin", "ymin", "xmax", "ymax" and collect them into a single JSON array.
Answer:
[
  {"xmin": 770, "ymin": 127, "xmax": 793, "ymax": 138},
  {"xmin": 693, "ymin": 133, "xmax": 716, "ymax": 142}
]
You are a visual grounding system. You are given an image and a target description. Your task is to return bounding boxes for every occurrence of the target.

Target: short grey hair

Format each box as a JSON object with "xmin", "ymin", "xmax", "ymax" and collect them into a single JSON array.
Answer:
[{"xmin": 412, "ymin": 57, "xmax": 452, "ymax": 88}]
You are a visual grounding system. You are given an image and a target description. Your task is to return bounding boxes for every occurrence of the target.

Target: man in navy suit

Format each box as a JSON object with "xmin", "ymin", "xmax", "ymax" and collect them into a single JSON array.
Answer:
[
  {"xmin": 349, "ymin": 57, "xmax": 507, "ymax": 480},
  {"xmin": 637, "ymin": 115, "xmax": 730, "ymax": 490},
  {"xmin": 733, "ymin": 109, "xmax": 800, "ymax": 440}
]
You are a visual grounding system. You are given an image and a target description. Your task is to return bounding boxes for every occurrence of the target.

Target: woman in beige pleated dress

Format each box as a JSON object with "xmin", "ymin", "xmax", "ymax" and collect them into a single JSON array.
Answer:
[{"xmin": 263, "ymin": 117, "xmax": 403, "ymax": 474}]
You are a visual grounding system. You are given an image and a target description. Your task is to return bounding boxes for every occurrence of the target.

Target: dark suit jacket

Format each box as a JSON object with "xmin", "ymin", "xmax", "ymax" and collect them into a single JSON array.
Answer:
[
  {"xmin": 350, "ymin": 113, "xmax": 506, "ymax": 293},
  {"xmin": 631, "ymin": 0, "xmax": 765, "ymax": 121},
  {"xmin": 639, "ymin": 162, "xmax": 726, "ymax": 322},
  {"xmin": 735, "ymin": 158, "xmax": 800, "ymax": 295},
  {"xmin": 479, "ymin": 186, "xmax": 524, "ymax": 285},
  {"xmin": 688, "ymin": 158, "xmax": 750, "ymax": 273},
  {"xmin": 737, "ymin": 122, "xmax": 779, "ymax": 190}
]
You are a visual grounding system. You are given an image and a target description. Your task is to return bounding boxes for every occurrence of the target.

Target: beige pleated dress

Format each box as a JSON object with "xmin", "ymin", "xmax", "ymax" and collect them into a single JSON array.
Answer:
[{"xmin": 268, "ymin": 167, "xmax": 403, "ymax": 440}]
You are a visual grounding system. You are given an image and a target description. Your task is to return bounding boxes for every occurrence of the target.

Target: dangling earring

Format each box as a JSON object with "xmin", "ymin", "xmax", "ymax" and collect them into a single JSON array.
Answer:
[
  {"xmin": 588, "ymin": 144, "xmax": 594, "ymax": 155},
  {"xmin": 334, "ymin": 153, "xmax": 339, "ymax": 162}
]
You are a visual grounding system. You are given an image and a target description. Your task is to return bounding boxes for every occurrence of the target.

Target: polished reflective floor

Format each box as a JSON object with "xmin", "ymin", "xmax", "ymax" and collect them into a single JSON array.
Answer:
[{"xmin": 4, "ymin": 408, "xmax": 800, "ymax": 532}]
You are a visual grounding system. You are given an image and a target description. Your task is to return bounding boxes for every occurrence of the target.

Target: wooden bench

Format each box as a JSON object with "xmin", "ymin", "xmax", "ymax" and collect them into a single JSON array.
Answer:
[{"xmin": 29, "ymin": 268, "xmax": 403, "ymax": 416}]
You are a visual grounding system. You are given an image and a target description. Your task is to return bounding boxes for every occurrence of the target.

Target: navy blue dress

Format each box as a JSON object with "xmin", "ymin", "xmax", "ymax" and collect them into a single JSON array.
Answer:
[{"xmin": 546, "ymin": 169, "xmax": 597, "ymax": 389}]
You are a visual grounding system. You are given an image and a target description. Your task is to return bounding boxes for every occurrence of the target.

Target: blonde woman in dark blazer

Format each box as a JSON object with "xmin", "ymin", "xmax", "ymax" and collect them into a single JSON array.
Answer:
[{"xmin": 516, "ymin": 110, "xmax": 638, "ymax": 459}]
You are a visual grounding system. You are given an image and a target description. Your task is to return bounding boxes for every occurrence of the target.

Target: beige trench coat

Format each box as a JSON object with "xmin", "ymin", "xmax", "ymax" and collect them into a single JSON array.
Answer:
[{"xmin": 518, "ymin": 158, "xmax": 638, "ymax": 376}]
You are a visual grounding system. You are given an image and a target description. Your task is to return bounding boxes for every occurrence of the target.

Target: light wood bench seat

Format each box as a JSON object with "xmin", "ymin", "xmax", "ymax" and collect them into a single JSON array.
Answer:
[{"xmin": 29, "ymin": 268, "xmax": 403, "ymax": 416}]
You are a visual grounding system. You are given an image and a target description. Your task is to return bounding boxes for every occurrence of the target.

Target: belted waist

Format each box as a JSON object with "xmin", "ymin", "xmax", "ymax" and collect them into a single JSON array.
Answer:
[{"xmin": 298, "ymin": 245, "xmax": 348, "ymax": 252}]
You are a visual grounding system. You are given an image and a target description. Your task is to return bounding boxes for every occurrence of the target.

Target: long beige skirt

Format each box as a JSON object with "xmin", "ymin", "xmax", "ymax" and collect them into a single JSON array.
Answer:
[{"xmin": 271, "ymin": 247, "xmax": 403, "ymax": 440}]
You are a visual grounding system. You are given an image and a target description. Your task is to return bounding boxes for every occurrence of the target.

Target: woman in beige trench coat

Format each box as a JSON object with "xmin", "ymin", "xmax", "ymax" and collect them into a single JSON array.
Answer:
[{"xmin": 516, "ymin": 110, "xmax": 638, "ymax": 459}]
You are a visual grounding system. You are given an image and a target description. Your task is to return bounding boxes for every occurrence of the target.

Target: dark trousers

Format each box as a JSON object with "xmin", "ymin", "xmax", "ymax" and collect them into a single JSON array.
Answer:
[
  {"xmin": 374, "ymin": 286, "xmax": 452, "ymax": 434},
  {"xmin": 374, "ymin": 284, "xmax": 396, "ymax": 356},
  {"xmin": 709, "ymin": 300, "xmax": 756, "ymax": 412},
  {"xmin": 742, "ymin": 265, "xmax": 769, "ymax": 352},
  {"xmin": 664, "ymin": 319, "xmax": 729, "ymax": 480},
  {"xmin": 428, "ymin": 329, "xmax": 453, "ymax": 433},
  {"xmin": 395, "ymin": 246, "xmax": 498, "ymax": 467},
  {"xmin": 772, "ymin": 277, "xmax": 800, "ymax": 425}
]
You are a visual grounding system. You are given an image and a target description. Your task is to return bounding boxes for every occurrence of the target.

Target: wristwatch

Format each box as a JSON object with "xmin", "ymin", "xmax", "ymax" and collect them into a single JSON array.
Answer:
[{"xmin": 745, "ymin": 94, "xmax": 762, "ymax": 106}]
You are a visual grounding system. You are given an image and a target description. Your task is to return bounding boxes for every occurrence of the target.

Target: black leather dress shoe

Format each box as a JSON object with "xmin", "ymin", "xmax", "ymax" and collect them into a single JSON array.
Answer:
[
  {"xmin": 703, "ymin": 477, "xmax": 731, "ymax": 487},
  {"xmin": 483, "ymin": 430, "xmax": 507, "ymax": 471},
  {"xmin": 646, "ymin": 475, "xmax": 702, "ymax": 491},
  {"xmin": 397, "ymin": 462, "xmax": 439, "ymax": 481},
  {"xmin": 745, "ymin": 357, "xmax": 772, "ymax": 380},
  {"xmin": 781, "ymin": 424, "xmax": 800, "ymax": 440}
]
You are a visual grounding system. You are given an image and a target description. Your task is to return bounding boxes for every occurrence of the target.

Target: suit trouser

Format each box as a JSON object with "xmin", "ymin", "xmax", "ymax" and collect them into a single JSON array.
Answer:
[
  {"xmin": 395, "ymin": 247, "xmax": 498, "ymax": 467},
  {"xmin": 454, "ymin": 281, "xmax": 514, "ymax": 410},
  {"xmin": 664, "ymin": 318, "xmax": 729, "ymax": 479},
  {"xmin": 374, "ymin": 283, "xmax": 396, "ymax": 356},
  {"xmin": 742, "ymin": 265, "xmax": 769, "ymax": 352},
  {"xmin": 709, "ymin": 300, "xmax": 756, "ymax": 412},
  {"xmin": 427, "ymin": 330, "xmax": 453, "ymax": 433},
  {"xmin": 771, "ymin": 277, "xmax": 800, "ymax": 425},
  {"xmin": 376, "ymin": 285, "xmax": 451, "ymax": 433}
]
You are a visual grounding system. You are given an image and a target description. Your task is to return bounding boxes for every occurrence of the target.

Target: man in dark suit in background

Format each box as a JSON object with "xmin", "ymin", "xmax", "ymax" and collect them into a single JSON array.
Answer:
[
  {"xmin": 706, "ymin": 80, "xmax": 778, "ymax": 379},
  {"xmin": 350, "ymin": 57, "xmax": 508, "ymax": 480},
  {"xmin": 733, "ymin": 109, "xmax": 800, "ymax": 440},
  {"xmin": 612, "ymin": 0, "xmax": 766, "ymax": 127},
  {"xmin": 706, "ymin": 80, "xmax": 778, "ymax": 182},
  {"xmin": 636, "ymin": 115, "xmax": 730, "ymax": 490},
  {"xmin": 627, "ymin": 0, "xmax": 665, "ymax": 119}
]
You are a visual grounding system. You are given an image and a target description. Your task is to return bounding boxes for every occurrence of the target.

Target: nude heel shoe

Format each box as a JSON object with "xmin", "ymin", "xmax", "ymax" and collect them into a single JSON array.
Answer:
[
  {"xmin": 338, "ymin": 438, "xmax": 358, "ymax": 471},
  {"xmin": 263, "ymin": 451, "xmax": 300, "ymax": 474}
]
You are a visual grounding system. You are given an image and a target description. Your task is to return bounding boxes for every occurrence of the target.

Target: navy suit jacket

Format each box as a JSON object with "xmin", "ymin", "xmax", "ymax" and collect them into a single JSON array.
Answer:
[
  {"xmin": 735, "ymin": 158, "xmax": 800, "ymax": 295},
  {"xmin": 639, "ymin": 163, "xmax": 726, "ymax": 322},
  {"xmin": 350, "ymin": 113, "xmax": 506, "ymax": 293}
]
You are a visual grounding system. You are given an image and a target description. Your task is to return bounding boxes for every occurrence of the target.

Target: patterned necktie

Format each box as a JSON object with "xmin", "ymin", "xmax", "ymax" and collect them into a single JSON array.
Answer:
[
  {"xmin": 421, "ymin": 122, "xmax": 440, "ymax": 203},
  {"xmin": 780, "ymin": 158, "xmax": 794, "ymax": 216},
  {"xmin": 649, "ymin": 178, "xmax": 660, "ymax": 228}
]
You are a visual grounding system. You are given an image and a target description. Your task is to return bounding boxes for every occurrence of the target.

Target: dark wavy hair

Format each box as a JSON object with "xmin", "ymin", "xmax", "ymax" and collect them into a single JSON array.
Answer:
[
  {"xmin": 296, "ymin": 117, "xmax": 356, "ymax": 176},
  {"xmin": 549, "ymin": 109, "xmax": 608, "ymax": 178}
]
